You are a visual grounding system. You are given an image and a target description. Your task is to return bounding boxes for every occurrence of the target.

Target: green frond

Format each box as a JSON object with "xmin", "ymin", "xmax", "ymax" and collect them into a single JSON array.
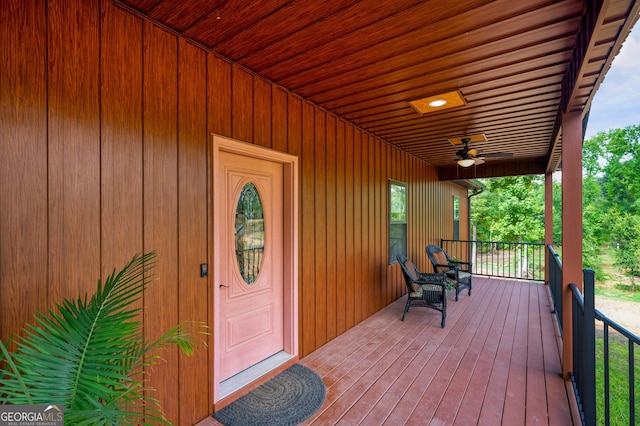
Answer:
[
  {"xmin": 0, "ymin": 251, "xmax": 206, "ymax": 425},
  {"xmin": 145, "ymin": 321, "xmax": 208, "ymax": 358}
]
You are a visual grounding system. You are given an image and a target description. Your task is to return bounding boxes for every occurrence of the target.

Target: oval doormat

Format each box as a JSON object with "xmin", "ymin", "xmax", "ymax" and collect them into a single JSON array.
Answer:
[{"xmin": 213, "ymin": 364, "xmax": 326, "ymax": 426}]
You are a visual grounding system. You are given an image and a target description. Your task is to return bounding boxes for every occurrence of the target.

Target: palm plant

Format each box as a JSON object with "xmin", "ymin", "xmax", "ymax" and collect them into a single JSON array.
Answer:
[{"xmin": 0, "ymin": 252, "xmax": 204, "ymax": 425}]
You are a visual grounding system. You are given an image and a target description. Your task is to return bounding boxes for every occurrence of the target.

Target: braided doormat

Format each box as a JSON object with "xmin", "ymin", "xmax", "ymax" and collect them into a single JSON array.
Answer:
[{"xmin": 213, "ymin": 364, "xmax": 326, "ymax": 426}]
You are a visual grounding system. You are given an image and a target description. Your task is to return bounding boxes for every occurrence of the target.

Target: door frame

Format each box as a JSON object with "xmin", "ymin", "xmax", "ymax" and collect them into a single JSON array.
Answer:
[{"xmin": 211, "ymin": 134, "xmax": 299, "ymax": 407}]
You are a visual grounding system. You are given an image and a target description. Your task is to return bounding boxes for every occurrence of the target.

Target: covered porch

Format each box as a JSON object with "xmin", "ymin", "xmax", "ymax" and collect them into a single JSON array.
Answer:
[
  {"xmin": 2, "ymin": 0, "xmax": 639, "ymax": 423},
  {"xmin": 200, "ymin": 276, "xmax": 575, "ymax": 425}
]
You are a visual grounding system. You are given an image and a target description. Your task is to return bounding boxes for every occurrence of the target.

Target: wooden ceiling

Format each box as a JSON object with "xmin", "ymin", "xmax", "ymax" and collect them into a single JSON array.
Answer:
[{"xmin": 117, "ymin": 0, "xmax": 640, "ymax": 179}]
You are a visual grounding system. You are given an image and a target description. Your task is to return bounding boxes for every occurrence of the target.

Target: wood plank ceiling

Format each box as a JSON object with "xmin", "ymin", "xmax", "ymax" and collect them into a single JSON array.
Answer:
[{"xmin": 117, "ymin": 0, "xmax": 640, "ymax": 180}]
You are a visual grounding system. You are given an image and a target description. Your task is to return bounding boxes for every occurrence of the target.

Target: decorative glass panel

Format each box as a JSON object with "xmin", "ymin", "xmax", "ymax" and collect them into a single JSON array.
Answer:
[{"xmin": 235, "ymin": 183, "xmax": 265, "ymax": 284}]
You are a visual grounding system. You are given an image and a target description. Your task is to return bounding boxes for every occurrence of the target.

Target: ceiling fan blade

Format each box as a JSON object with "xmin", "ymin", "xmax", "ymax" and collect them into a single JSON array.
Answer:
[
  {"xmin": 474, "ymin": 158, "xmax": 485, "ymax": 165},
  {"xmin": 467, "ymin": 148, "xmax": 478, "ymax": 157}
]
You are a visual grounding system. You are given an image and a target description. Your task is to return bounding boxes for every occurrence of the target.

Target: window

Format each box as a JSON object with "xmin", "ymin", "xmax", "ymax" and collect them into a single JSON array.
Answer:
[
  {"xmin": 235, "ymin": 182, "xmax": 265, "ymax": 284},
  {"xmin": 453, "ymin": 195, "xmax": 460, "ymax": 240},
  {"xmin": 389, "ymin": 180, "xmax": 407, "ymax": 264}
]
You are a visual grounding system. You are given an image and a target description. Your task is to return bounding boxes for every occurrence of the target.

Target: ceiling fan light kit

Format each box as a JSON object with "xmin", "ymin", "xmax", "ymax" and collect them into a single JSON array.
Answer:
[
  {"xmin": 457, "ymin": 158, "xmax": 476, "ymax": 168},
  {"xmin": 453, "ymin": 136, "xmax": 513, "ymax": 167}
]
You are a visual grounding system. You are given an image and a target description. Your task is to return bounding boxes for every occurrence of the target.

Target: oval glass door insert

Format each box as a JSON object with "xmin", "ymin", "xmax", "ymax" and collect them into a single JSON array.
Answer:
[{"xmin": 235, "ymin": 182, "xmax": 265, "ymax": 284}]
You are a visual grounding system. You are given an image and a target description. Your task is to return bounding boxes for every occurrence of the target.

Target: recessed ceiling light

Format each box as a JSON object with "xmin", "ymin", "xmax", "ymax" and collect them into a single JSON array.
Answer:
[
  {"xmin": 409, "ymin": 90, "xmax": 466, "ymax": 114},
  {"xmin": 429, "ymin": 99, "xmax": 447, "ymax": 107}
]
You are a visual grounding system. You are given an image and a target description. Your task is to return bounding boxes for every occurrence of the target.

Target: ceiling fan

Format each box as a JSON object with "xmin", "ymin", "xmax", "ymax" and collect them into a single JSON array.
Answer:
[{"xmin": 455, "ymin": 137, "xmax": 513, "ymax": 167}]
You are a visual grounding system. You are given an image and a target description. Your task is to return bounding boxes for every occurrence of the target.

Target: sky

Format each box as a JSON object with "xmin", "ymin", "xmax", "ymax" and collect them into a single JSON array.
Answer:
[{"xmin": 584, "ymin": 22, "xmax": 640, "ymax": 139}]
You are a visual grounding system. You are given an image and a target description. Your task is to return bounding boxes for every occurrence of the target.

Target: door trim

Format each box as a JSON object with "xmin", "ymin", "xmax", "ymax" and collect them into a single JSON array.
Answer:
[{"xmin": 211, "ymin": 134, "xmax": 299, "ymax": 407}]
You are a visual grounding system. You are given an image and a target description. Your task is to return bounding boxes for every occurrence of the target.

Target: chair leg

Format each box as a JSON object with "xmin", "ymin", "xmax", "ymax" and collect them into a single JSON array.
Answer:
[
  {"xmin": 441, "ymin": 293, "xmax": 447, "ymax": 327},
  {"xmin": 402, "ymin": 298, "xmax": 411, "ymax": 321},
  {"xmin": 455, "ymin": 286, "xmax": 460, "ymax": 301}
]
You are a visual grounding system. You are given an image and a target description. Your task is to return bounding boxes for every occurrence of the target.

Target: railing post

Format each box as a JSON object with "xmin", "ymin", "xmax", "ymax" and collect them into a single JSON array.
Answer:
[
  {"xmin": 630, "ymin": 342, "xmax": 636, "ymax": 426},
  {"xmin": 583, "ymin": 269, "xmax": 596, "ymax": 426}
]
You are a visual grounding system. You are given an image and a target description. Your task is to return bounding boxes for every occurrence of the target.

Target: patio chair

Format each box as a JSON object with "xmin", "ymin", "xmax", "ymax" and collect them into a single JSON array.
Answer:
[
  {"xmin": 396, "ymin": 254, "xmax": 447, "ymax": 327},
  {"xmin": 426, "ymin": 244, "xmax": 472, "ymax": 301}
]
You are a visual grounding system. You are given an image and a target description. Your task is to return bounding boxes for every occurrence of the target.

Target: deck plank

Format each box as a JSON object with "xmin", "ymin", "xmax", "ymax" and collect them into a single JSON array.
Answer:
[
  {"xmin": 407, "ymin": 283, "xmax": 500, "ymax": 425},
  {"xmin": 453, "ymin": 280, "xmax": 511, "ymax": 425},
  {"xmin": 501, "ymin": 280, "xmax": 530, "ymax": 424},
  {"xmin": 313, "ymin": 295, "xmax": 448, "ymax": 422},
  {"xmin": 436, "ymin": 280, "xmax": 508, "ymax": 425},
  {"xmin": 380, "ymin": 282, "xmax": 495, "ymax": 425},
  {"xmin": 478, "ymin": 280, "xmax": 522, "ymax": 424},
  {"xmin": 198, "ymin": 277, "xmax": 575, "ymax": 426},
  {"xmin": 527, "ymin": 283, "xmax": 551, "ymax": 424},
  {"xmin": 540, "ymin": 285, "xmax": 574, "ymax": 426}
]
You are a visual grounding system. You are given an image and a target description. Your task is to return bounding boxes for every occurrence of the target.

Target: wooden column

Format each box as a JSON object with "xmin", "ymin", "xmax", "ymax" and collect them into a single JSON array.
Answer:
[{"xmin": 561, "ymin": 111, "xmax": 583, "ymax": 378}]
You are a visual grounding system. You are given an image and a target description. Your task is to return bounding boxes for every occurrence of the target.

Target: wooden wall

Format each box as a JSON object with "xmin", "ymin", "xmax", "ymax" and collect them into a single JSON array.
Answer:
[{"xmin": 0, "ymin": 0, "xmax": 468, "ymax": 423}]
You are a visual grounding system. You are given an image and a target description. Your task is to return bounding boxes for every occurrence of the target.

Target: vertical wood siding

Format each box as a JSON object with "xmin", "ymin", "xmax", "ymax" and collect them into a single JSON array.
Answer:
[
  {"xmin": 0, "ymin": 0, "xmax": 469, "ymax": 423},
  {"xmin": 48, "ymin": 0, "xmax": 102, "ymax": 304},
  {"xmin": 0, "ymin": 0, "xmax": 48, "ymax": 347},
  {"xmin": 143, "ymin": 21, "xmax": 180, "ymax": 422},
  {"xmin": 176, "ymin": 37, "xmax": 210, "ymax": 425},
  {"xmin": 100, "ymin": 0, "xmax": 144, "ymax": 279}
]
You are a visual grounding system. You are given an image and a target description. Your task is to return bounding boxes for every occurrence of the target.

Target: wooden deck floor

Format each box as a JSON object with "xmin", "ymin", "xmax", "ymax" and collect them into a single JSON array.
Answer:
[{"xmin": 200, "ymin": 277, "xmax": 576, "ymax": 425}]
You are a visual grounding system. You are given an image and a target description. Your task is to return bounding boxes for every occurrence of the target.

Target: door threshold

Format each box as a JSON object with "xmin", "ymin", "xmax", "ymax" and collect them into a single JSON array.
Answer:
[{"xmin": 219, "ymin": 351, "xmax": 295, "ymax": 399}]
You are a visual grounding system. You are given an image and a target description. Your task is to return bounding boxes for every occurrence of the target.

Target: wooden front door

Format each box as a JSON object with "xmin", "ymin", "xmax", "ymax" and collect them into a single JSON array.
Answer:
[{"xmin": 217, "ymin": 151, "xmax": 284, "ymax": 381}]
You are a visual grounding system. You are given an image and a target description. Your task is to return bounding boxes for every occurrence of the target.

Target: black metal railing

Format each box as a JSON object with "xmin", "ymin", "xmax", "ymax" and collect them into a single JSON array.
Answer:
[
  {"xmin": 594, "ymin": 303, "xmax": 639, "ymax": 425},
  {"xmin": 569, "ymin": 270, "xmax": 597, "ymax": 425},
  {"xmin": 548, "ymin": 245, "xmax": 563, "ymax": 331},
  {"xmin": 441, "ymin": 239, "xmax": 545, "ymax": 281},
  {"xmin": 568, "ymin": 270, "xmax": 639, "ymax": 426}
]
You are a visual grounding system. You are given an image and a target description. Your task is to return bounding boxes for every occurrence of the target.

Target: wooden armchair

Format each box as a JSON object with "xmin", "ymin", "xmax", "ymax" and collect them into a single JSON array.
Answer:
[
  {"xmin": 426, "ymin": 244, "xmax": 472, "ymax": 301},
  {"xmin": 396, "ymin": 254, "xmax": 447, "ymax": 327}
]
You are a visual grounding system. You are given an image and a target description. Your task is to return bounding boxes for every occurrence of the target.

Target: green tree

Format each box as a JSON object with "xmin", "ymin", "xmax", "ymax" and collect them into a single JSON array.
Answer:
[
  {"xmin": 582, "ymin": 124, "xmax": 640, "ymax": 283},
  {"xmin": 588, "ymin": 126, "xmax": 640, "ymax": 214},
  {"xmin": 582, "ymin": 175, "xmax": 608, "ymax": 272},
  {"xmin": 552, "ymin": 178, "xmax": 562, "ymax": 246},
  {"xmin": 471, "ymin": 175, "xmax": 545, "ymax": 243},
  {"xmin": 610, "ymin": 211, "xmax": 640, "ymax": 290}
]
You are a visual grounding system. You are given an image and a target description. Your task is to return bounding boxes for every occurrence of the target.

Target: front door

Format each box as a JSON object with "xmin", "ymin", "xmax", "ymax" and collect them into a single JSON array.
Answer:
[{"xmin": 218, "ymin": 151, "xmax": 284, "ymax": 381}]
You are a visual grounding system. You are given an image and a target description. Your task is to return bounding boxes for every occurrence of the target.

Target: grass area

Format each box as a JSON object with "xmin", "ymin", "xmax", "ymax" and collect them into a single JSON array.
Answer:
[
  {"xmin": 593, "ymin": 249, "xmax": 640, "ymax": 302},
  {"xmin": 594, "ymin": 284, "xmax": 640, "ymax": 303},
  {"xmin": 595, "ymin": 330, "xmax": 640, "ymax": 425},
  {"xmin": 589, "ymin": 247, "xmax": 640, "ymax": 424}
]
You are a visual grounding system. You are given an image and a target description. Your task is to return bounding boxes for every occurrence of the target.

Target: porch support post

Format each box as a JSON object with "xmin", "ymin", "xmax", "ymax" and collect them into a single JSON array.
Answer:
[
  {"xmin": 544, "ymin": 172, "xmax": 553, "ymax": 285},
  {"xmin": 561, "ymin": 111, "xmax": 583, "ymax": 379}
]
